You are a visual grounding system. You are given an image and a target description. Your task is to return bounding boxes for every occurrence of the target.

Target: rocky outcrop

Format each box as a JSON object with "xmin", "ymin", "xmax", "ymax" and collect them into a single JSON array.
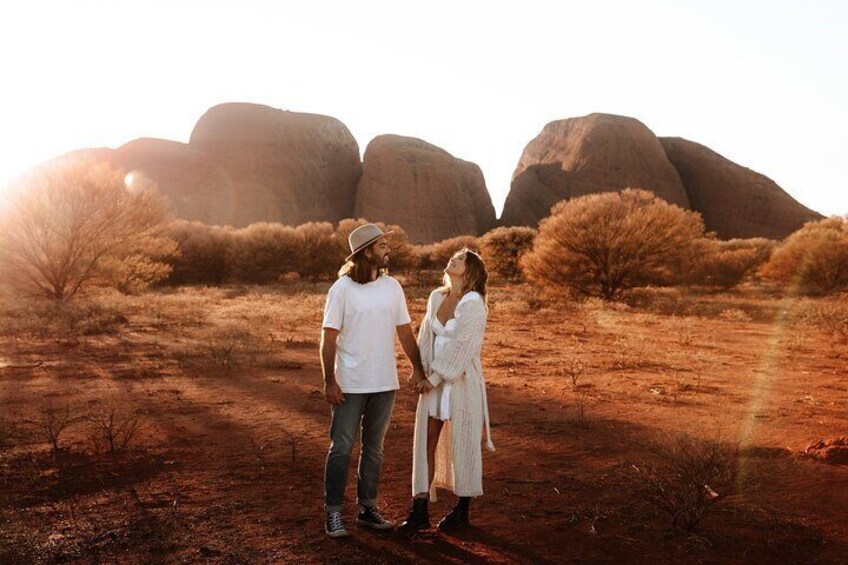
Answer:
[
  {"xmin": 189, "ymin": 103, "xmax": 362, "ymax": 227},
  {"xmin": 660, "ymin": 137, "xmax": 823, "ymax": 239},
  {"xmin": 501, "ymin": 114, "xmax": 691, "ymax": 227},
  {"xmin": 45, "ymin": 141, "xmax": 235, "ymax": 225},
  {"xmin": 353, "ymin": 135, "xmax": 497, "ymax": 244},
  {"xmin": 31, "ymin": 105, "xmax": 825, "ymax": 243},
  {"xmin": 114, "ymin": 138, "xmax": 237, "ymax": 225}
]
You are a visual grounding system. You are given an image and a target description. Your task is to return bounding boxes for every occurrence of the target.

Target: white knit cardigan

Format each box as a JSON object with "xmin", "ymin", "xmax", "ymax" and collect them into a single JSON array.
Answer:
[{"xmin": 412, "ymin": 290, "xmax": 494, "ymax": 500}]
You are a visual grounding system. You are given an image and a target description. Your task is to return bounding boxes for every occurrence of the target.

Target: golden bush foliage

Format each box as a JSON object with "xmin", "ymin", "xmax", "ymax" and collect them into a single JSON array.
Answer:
[
  {"xmin": 229, "ymin": 222, "xmax": 300, "ymax": 283},
  {"xmin": 759, "ymin": 217, "xmax": 848, "ymax": 295},
  {"xmin": 293, "ymin": 222, "xmax": 341, "ymax": 280},
  {"xmin": 478, "ymin": 226, "xmax": 537, "ymax": 282},
  {"xmin": 693, "ymin": 237, "xmax": 775, "ymax": 289},
  {"xmin": 0, "ymin": 160, "xmax": 174, "ymax": 300},
  {"xmin": 521, "ymin": 189, "xmax": 706, "ymax": 300},
  {"xmin": 165, "ymin": 218, "xmax": 417, "ymax": 284},
  {"xmin": 166, "ymin": 221, "xmax": 234, "ymax": 284}
]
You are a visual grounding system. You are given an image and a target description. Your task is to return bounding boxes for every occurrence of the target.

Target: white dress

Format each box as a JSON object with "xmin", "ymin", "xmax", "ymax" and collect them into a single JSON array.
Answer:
[{"xmin": 424, "ymin": 316, "xmax": 457, "ymax": 420}]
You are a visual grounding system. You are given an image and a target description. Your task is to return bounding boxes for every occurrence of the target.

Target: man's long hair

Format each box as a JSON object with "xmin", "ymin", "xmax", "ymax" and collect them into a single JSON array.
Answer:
[
  {"xmin": 338, "ymin": 242, "xmax": 388, "ymax": 284},
  {"xmin": 439, "ymin": 248, "xmax": 488, "ymax": 300}
]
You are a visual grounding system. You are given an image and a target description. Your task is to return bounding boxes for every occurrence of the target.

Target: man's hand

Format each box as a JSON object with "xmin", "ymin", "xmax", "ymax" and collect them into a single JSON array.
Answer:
[
  {"xmin": 415, "ymin": 378, "xmax": 434, "ymax": 394},
  {"xmin": 324, "ymin": 381, "xmax": 345, "ymax": 406},
  {"xmin": 408, "ymin": 368, "xmax": 426, "ymax": 392}
]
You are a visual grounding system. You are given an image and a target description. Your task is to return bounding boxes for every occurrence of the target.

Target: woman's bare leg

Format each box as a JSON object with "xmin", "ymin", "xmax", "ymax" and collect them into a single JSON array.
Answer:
[{"xmin": 416, "ymin": 417, "xmax": 444, "ymax": 499}]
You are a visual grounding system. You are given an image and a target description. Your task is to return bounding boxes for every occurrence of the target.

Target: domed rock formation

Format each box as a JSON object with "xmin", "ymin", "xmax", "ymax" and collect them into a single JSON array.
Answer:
[
  {"xmin": 353, "ymin": 135, "xmax": 497, "ymax": 244},
  {"xmin": 501, "ymin": 113, "xmax": 691, "ymax": 227},
  {"xmin": 43, "ymin": 141, "xmax": 236, "ymax": 225},
  {"xmin": 660, "ymin": 137, "xmax": 823, "ymax": 239},
  {"xmin": 189, "ymin": 103, "xmax": 362, "ymax": 227},
  {"xmin": 114, "ymin": 138, "xmax": 237, "ymax": 225}
]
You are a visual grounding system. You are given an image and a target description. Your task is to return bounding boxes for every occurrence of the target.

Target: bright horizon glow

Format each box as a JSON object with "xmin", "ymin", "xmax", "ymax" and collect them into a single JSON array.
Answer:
[{"xmin": 1, "ymin": 0, "xmax": 846, "ymax": 219}]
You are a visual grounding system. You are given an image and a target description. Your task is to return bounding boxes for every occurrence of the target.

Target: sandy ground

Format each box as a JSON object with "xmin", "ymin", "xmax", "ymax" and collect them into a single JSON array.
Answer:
[{"xmin": 1, "ymin": 283, "xmax": 846, "ymax": 564}]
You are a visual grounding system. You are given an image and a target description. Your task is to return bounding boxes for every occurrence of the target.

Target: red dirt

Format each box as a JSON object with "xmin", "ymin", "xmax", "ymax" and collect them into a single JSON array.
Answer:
[{"xmin": 1, "ymin": 284, "xmax": 846, "ymax": 564}]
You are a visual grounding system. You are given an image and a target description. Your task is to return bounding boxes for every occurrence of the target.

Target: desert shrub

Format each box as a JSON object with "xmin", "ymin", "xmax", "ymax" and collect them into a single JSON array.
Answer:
[
  {"xmin": 292, "ymin": 222, "xmax": 341, "ymax": 281},
  {"xmin": 85, "ymin": 403, "xmax": 144, "ymax": 454},
  {"xmin": 522, "ymin": 189, "xmax": 706, "ymax": 300},
  {"xmin": 717, "ymin": 308, "xmax": 752, "ymax": 323},
  {"xmin": 25, "ymin": 402, "xmax": 82, "ymax": 454},
  {"xmin": 199, "ymin": 323, "xmax": 261, "ymax": 371},
  {"xmin": 0, "ymin": 296, "xmax": 128, "ymax": 338},
  {"xmin": 760, "ymin": 217, "xmax": 848, "ymax": 295},
  {"xmin": 228, "ymin": 223, "xmax": 300, "ymax": 283},
  {"xmin": 632, "ymin": 432, "xmax": 736, "ymax": 532},
  {"xmin": 416, "ymin": 235, "xmax": 480, "ymax": 271},
  {"xmin": 693, "ymin": 237, "xmax": 775, "ymax": 289},
  {"xmin": 478, "ymin": 226, "xmax": 537, "ymax": 282},
  {"xmin": 788, "ymin": 298, "xmax": 848, "ymax": 344},
  {"xmin": 166, "ymin": 220, "xmax": 234, "ymax": 284},
  {"xmin": 336, "ymin": 218, "xmax": 415, "ymax": 274},
  {"xmin": 0, "ymin": 160, "xmax": 175, "ymax": 300}
]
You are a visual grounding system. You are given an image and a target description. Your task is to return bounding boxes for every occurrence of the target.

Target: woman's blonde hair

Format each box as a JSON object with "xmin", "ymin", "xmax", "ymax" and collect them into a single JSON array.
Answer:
[{"xmin": 439, "ymin": 248, "xmax": 488, "ymax": 299}]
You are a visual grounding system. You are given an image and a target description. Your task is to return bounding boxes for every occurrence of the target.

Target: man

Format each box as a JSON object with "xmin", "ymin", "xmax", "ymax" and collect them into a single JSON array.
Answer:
[{"xmin": 321, "ymin": 223, "xmax": 425, "ymax": 538}]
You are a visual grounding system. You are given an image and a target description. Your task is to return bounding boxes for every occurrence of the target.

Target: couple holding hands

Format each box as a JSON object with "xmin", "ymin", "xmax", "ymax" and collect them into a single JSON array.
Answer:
[{"xmin": 320, "ymin": 223, "xmax": 494, "ymax": 538}]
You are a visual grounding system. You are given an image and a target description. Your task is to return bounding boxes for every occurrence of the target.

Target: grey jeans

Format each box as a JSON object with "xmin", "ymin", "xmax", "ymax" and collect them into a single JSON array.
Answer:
[{"xmin": 324, "ymin": 390, "xmax": 396, "ymax": 512}]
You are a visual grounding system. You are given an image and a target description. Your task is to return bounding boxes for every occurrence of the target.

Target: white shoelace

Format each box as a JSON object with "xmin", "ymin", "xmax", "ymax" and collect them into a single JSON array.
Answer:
[{"xmin": 328, "ymin": 512, "xmax": 346, "ymax": 530}]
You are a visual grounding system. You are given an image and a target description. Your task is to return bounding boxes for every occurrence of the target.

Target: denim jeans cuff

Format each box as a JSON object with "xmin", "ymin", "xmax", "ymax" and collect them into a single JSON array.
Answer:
[
  {"xmin": 325, "ymin": 503, "xmax": 343, "ymax": 513},
  {"xmin": 357, "ymin": 498, "xmax": 376, "ymax": 508}
]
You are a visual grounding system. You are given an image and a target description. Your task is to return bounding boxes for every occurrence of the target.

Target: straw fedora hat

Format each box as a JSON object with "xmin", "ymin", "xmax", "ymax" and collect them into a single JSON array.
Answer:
[{"xmin": 346, "ymin": 223, "xmax": 394, "ymax": 261}]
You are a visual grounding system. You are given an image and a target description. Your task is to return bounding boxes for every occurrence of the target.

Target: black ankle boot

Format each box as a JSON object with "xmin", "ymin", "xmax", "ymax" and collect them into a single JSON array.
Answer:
[
  {"xmin": 437, "ymin": 497, "xmax": 470, "ymax": 531},
  {"xmin": 397, "ymin": 497, "xmax": 430, "ymax": 532}
]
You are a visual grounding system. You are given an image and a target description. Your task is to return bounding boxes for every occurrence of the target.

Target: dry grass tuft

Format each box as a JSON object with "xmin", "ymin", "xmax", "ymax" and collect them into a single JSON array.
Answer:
[{"xmin": 632, "ymin": 432, "xmax": 736, "ymax": 532}]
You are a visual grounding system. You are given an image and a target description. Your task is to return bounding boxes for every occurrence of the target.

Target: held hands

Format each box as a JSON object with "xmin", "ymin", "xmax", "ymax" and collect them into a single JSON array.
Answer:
[
  {"xmin": 324, "ymin": 381, "xmax": 345, "ymax": 406},
  {"xmin": 415, "ymin": 378, "xmax": 433, "ymax": 394},
  {"xmin": 407, "ymin": 368, "xmax": 433, "ymax": 394},
  {"xmin": 408, "ymin": 368, "xmax": 425, "ymax": 393}
]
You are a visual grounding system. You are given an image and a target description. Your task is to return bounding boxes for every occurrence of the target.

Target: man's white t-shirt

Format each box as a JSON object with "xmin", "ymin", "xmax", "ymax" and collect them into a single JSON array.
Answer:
[{"xmin": 322, "ymin": 274, "xmax": 412, "ymax": 393}]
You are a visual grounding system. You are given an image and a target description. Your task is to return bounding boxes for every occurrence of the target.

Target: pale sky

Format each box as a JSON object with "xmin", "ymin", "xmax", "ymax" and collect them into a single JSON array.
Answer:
[{"xmin": 1, "ymin": 0, "xmax": 845, "ymax": 217}]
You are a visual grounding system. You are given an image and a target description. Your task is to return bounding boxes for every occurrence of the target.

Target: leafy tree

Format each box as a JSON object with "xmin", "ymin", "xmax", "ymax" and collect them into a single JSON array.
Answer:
[
  {"xmin": 521, "ymin": 189, "xmax": 705, "ymax": 300},
  {"xmin": 0, "ymin": 160, "xmax": 174, "ymax": 300}
]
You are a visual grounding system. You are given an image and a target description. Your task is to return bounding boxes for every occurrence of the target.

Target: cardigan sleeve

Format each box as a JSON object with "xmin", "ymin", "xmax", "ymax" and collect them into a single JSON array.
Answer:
[{"xmin": 427, "ymin": 295, "xmax": 487, "ymax": 387}]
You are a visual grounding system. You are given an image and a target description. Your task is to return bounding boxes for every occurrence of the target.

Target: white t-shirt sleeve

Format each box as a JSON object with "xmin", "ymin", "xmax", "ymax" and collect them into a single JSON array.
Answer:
[
  {"xmin": 322, "ymin": 281, "xmax": 345, "ymax": 330},
  {"xmin": 395, "ymin": 280, "xmax": 412, "ymax": 326}
]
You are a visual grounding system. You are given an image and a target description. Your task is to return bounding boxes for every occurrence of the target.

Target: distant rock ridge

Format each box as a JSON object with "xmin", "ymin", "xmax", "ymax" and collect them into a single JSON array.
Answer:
[
  {"xmin": 501, "ymin": 113, "xmax": 822, "ymax": 238},
  {"xmin": 35, "ymin": 106, "xmax": 822, "ymax": 242}
]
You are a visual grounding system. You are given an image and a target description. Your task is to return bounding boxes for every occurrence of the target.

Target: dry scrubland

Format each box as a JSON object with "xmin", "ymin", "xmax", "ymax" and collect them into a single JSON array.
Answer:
[
  {"xmin": 1, "ymin": 162, "xmax": 847, "ymax": 563},
  {"xmin": 1, "ymin": 279, "xmax": 847, "ymax": 564}
]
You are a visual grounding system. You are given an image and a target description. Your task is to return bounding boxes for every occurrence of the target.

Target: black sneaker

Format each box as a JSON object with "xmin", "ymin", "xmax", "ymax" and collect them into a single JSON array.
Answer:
[
  {"xmin": 356, "ymin": 505, "xmax": 394, "ymax": 530},
  {"xmin": 325, "ymin": 511, "xmax": 350, "ymax": 538}
]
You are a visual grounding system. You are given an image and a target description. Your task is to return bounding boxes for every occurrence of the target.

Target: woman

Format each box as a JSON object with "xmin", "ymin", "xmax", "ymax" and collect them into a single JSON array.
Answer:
[{"xmin": 398, "ymin": 248, "xmax": 495, "ymax": 532}]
